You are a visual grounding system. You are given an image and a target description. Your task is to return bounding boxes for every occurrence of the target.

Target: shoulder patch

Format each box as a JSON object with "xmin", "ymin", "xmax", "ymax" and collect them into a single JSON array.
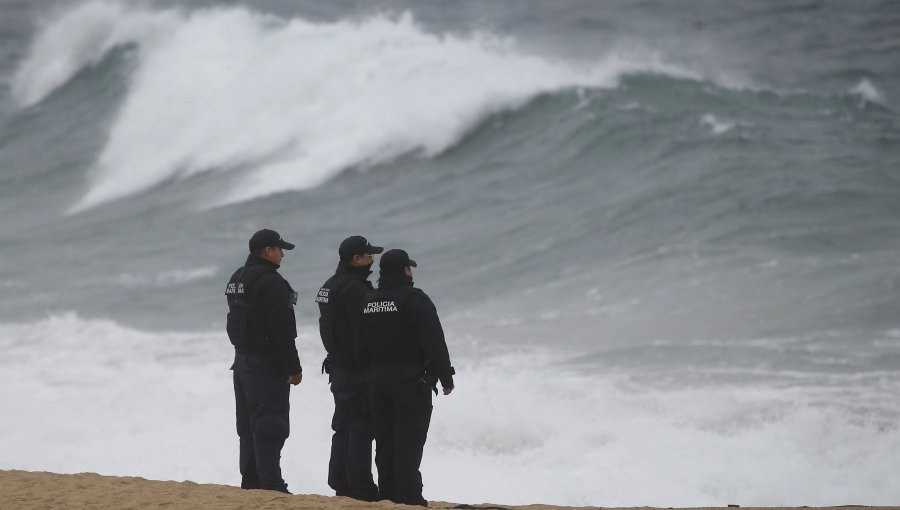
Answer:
[{"xmin": 225, "ymin": 282, "xmax": 246, "ymax": 295}]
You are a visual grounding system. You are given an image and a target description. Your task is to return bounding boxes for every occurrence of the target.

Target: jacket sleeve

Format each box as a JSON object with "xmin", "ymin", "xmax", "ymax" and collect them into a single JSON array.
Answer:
[
  {"xmin": 413, "ymin": 292, "xmax": 454, "ymax": 389},
  {"xmin": 259, "ymin": 274, "xmax": 303, "ymax": 375}
]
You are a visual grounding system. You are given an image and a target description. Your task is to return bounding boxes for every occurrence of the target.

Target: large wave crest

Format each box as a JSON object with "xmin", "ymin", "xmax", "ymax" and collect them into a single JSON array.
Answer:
[{"xmin": 12, "ymin": 1, "xmax": 699, "ymax": 211}]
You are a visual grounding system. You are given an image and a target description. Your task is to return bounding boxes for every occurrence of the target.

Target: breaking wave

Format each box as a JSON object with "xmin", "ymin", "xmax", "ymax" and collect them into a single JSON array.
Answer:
[{"xmin": 12, "ymin": 1, "xmax": 707, "ymax": 211}]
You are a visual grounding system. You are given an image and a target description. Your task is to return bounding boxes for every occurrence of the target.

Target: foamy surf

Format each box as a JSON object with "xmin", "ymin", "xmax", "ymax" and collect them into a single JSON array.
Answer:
[{"xmin": 1, "ymin": 313, "xmax": 898, "ymax": 506}]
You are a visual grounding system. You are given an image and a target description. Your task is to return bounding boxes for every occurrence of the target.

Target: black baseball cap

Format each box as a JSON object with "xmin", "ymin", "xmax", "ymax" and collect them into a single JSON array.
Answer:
[
  {"xmin": 339, "ymin": 235, "xmax": 384, "ymax": 259},
  {"xmin": 249, "ymin": 229, "xmax": 295, "ymax": 251},
  {"xmin": 380, "ymin": 248, "xmax": 417, "ymax": 272}
]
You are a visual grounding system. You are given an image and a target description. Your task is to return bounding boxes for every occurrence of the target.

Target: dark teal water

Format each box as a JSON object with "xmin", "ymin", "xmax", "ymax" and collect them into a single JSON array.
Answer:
[{"xmin": 1, "ymin": 0, "xmax": 898, "ymax": 339}]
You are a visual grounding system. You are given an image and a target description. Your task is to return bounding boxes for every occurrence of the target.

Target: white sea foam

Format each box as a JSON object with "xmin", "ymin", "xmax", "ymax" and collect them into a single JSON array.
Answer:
[
  {"xmin": 114, "ymin": 266, "xmax": 219, "ymax": 287},
  {"xmin": 849, "ymin": 78, "xmax": 884, "ymax": 107},
  {"xmin": 12, "ymin": 2, "xmax": 701, "ymax": 212},
  {"xmin": 10, "ymin": 1, "xmax": 180, "ymax": 107},
  {"xmin": 1, "ymin": 313, "xmax": 898, "ymax": 506},
  {"xmin": 700, "ymin": 113, "xmax": 735, "ymax": 135}
]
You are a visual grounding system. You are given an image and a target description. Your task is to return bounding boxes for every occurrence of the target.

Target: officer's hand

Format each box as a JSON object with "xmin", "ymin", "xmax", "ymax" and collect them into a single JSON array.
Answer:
[
  {"xmin": 287, "ymin": 373, "xmax": 302, "ymax": 385},
  {"xmin": 442, "ymin": 386, "xmax": 454, "ymax": 395}
]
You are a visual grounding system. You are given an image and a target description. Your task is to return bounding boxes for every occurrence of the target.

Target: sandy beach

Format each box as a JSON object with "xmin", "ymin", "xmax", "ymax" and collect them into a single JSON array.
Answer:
[{"xmin": 0, "ymin": 470, "xmax": 895, "ymax": 510}]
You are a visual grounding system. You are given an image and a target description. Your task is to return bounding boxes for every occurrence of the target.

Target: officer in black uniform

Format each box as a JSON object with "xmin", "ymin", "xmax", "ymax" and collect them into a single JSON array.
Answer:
[
  {"xmin": 359, "ymin": 249, "xmax": 455, "ymax": 507},
  {"xmin": 225, "ymin": 229, "xmax": 303, "ymax": 494},
  {"xmin": 315, "ymin": 235, "xmax": 383, "ymax": 501}
]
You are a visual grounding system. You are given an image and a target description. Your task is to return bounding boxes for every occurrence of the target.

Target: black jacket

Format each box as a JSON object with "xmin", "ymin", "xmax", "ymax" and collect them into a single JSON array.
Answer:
[
  {"xmin": 359, "ymin": 273, "xmax": 454, "ymax": 389},
  {"xmin": 316, "ymin": 262, "xmax": 374, "ymax": 371},
  {"xmin": 226, "ymin": 255, "xmax": 302, "ymax": 376}
]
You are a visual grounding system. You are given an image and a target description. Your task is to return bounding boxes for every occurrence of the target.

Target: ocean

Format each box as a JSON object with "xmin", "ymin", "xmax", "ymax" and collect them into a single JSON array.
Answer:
[{"xmin": 0, "ymin": 0, "xmax": 899, "ymax": 506}]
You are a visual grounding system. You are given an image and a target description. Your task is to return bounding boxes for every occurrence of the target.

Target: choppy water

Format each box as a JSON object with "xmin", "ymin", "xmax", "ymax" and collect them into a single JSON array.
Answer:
[{"xmin": 1, "ymin": 0, "xmax": 899, "ymax": 506}]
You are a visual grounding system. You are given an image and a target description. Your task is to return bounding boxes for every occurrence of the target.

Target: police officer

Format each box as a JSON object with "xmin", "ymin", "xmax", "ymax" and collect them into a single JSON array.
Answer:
[
  {"xmin": 225, "ymin": 229, "xmax": 302, "ymax": 494},
  {"xmin": 359, "ymin": 249, "xmax": 455, "ymax": 507},
  {"xmin": 315, "ymin": 235, "xmax": 383, "ymax": 501}
]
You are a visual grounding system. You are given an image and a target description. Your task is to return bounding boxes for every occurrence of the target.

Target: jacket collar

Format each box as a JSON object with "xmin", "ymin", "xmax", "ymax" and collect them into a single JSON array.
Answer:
[
  {"xmin": 245, "ymin": 254, "xmax": 279, "ymax": 271},
  {"xmin": 335, "ymin": 261, "xmax": 373, "ymax": 280},
  {"xmin": 378, "ymin": 272, "xmax": 413, "ymax": 290}
]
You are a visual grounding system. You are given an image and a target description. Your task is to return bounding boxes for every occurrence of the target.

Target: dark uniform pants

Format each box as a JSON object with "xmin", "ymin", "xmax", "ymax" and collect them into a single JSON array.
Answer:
[
  {"xmin": 328, "ymin": 368, "xmax": 379, "ymax": 501},
  {"xmin": 232, "ymin": 352, "xmax": 291, "ymax": 493},
  {"xmin": 369, "ymin": 379, "xmax": 433, "ymax": 506}
]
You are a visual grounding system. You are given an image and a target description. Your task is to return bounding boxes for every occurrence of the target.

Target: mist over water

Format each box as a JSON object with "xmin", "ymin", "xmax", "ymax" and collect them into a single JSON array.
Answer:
[{"xmin": 1, "ymin": 0, "xmax": 899, "ymax": 506}]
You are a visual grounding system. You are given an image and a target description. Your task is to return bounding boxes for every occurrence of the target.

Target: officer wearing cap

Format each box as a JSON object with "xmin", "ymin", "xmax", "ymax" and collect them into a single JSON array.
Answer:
[
  {"xmin": 359, "ymin": 249, "xmax": 455, "ymax": 507},
  {"xmin": 315, "ymin": 235, "xmax": 383, "ymax": 501},
  {"xmin": 225, "ymin": 229, "xmax": 302, "ymax": 494}
]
